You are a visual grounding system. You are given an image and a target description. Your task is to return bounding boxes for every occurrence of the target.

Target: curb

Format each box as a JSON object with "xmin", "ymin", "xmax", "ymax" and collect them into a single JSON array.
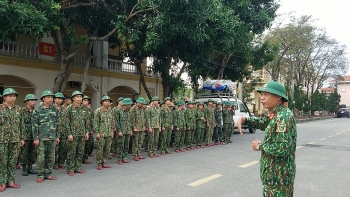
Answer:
[{"xmin": 296, "ymin": 116, "xmax": 335, "ymax": 123}]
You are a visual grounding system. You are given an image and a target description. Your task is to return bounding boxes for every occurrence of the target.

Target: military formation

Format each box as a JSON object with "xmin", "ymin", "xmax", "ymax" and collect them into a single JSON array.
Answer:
[{"xmin": 0, "ymin": 88, "xmax": 236, "ymax": 192}]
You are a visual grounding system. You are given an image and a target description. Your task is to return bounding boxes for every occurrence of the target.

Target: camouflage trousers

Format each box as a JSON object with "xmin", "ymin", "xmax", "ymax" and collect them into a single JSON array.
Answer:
[
  {"xmin": 96, "ymin": 136, "xmax": 112, "ymax": 165},
  {"xmin": 111, "ymin": 135, "xmax": 118, "ymax": 154},
  {"xmin": 147, "ymin": 128, "xmax": 160, "ymax": 156},
  {"xmin": 205, "ymin": 124, "xmax": 215, "ymax": 145},
  {"xmin": 213, "ymin": 126, "xmax": 223, "ymax": 143},
  {"xmin": 174, "ymin": 129, "xmax": 185, "ymax": 150},
  {"xmin": 0, "ymin": 142, "xmax": 20, "ymax": 184},
  {"xmin": 55, "ymin": 136, "xmax": 68, "ymax": 166},
  {"xmin": 83, "ymin": 133, "xmax": 94, "ymax": 160},
  {"xmin": 185, "ymin": 129, "xmax": 195, "ymax": 148},
  {"xmin": 66, "ymin": 136, "xmax": 85, "ymax": 172},
  {"xmin": 19, "ymin": 140, "xmax": 36, "ymax": 168},
  {"xmin": 196, "ymin": 128, "xmax": 205, "ymax": 146},
  {"xmin": 159, "ymin": 127, "xmax": 172, "ymax": 153},
  {"xmin": 263, "ymin": 184, "xmax": 294, "ymax": 197},
  {"xmin": 223, "ymin": 124, "xmax": 232, "ymax": 143},
  {"xmin": 37, "ymin": 140, "xmax": 55, "ymax": 179},
  {"xmin": 132, "ymin": 131, "xmax": 145, "ymax": 156},
  {"xmin": 116, "ymin": 134, "xmax": 130, "ymax": 161}
]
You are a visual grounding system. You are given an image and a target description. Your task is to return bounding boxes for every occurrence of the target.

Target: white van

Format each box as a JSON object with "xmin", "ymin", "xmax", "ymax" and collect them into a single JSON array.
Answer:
[{"xmin": 195, "ymin": 92, "xmax": 256, "ymax": 133}]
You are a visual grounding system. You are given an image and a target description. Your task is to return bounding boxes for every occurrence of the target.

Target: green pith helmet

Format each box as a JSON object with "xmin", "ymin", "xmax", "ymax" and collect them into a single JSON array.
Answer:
[
  {"xmin": 24, "ymin": 94, "xmax": 38, "ymax": 102},
  {"xmin": 2, "ymin": 88, "xmax": 18, "ymax": 97},
  {"xmin": 71, "ymin": 91, "xmax": 83, "ymax": 98},
  {"xmin": 216, "ymin": 101, "xmax": 222, "ymax": 105},
  {"xmin": 197, "ymin": 102, "xmax": 204, "ymax": 106},
  {"xmin": 168, "ymin": 102, "xmax": 175, "ymax": 107},
  {"xmin": 54, "ymin": 92, "xmax": 65, "ymax": 99},
  {"xmin": 208, "ymin": 98, "xmax": 214, "ymax": 103},
  {"xmin": 136, "ymin": 97, "xmax": 147, "ymax": 105},
  {"xmin": 100, "ymin": 95, "xmax": 112, "ymax": 104},
  {"xmin": 163, "ymin": 97, "xmax": 171, "ymax": 101},
  {"xmin": 257, "ymin": 81, "xmax": 288, "ymax": 102},
  {"xmin": 177, "ymin": 100, "xmax": 185, "ymax": 106},
  {"xmin": 151, "ymin": 96, "xmax": 160, "ymax": 101},
  {"xmin": 117, "ymin": 97, "xmax": 124, "ymax": 102},
  {"xmin": 41, "ymin": 90, "xmax": 54, "ymax": 99},
  {"xmin": 224, "ymin": 101, "xmax": 231, "ymax": 106},
  {"xmin": 122, "ymin": 98, "xmax": 133, "ymax": 105},
  {"xmin": 83, "ymin": 95, "xmax": 91, "ymax": 101}
]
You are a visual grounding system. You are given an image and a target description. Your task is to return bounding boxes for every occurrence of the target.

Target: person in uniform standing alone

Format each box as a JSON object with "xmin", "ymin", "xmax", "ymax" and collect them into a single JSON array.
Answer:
[{"xmin": 237, "ymin": 81, "xmax": 297, "ymax": 197}]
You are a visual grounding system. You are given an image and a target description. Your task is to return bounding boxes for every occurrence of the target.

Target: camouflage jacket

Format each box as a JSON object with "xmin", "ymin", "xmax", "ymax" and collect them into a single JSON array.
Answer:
[
  {"xmin": 0, "ymin": 104, "xmax": 23, "ymax": 143},
  {"xmin": 145, "ymin": 105, "xmax": 161, "ymax": 129},
  {"xmin": 214, "ymin": 108, "xmax": 223, "ymax": 126},
  {"xmin": 205, "ymin": 106, "xmax": 215, "ymax": 124},
  {"xmin": 130, "ymin": 105, "xmax": 146, "ymax": 131},
  {"xmin": 222, "ymin": 108, "xmax": 231, "ymax": 124},
  {"xmin": 94, "ymin": 107, "xmax": 114, "ymax": 137},
  {"xmin": 22, "ymin": 106, "xmax": 34, "ymax": 141},
  {"xmin": 245, "ymin": 104, "xmax": 297, "ymax": 186},
  {"xmin": 229, "ymin": 109, "xmax": 235, "ymax": 124},
  {"xmin": 173, "ymin": 108, "xmax": 186, "ymax": 129},
  {"xmin": 195, "ymin": 109, "xmax": 206, "ymax": 129},
  {"xmin": 54, "ymin": 104, "xmax": 66, "ymax": 137},
  {"xmin": 32, "ymin": 104, "xmax": 59, "ymax": 140},
  {"xmin": 185, "ymin": 108, "xmax": 196, "ymax": 129},
  {"xmin": 161, "ymin": 106, "xmax": 173, "ymax": 128},
  {"xmin": 114, "ymin": 108, "xmax": 132, "ymax": 134},
  {"xmin": 64, "ymin": 104, "xmax": 90, "ymax": 136},
  {"xmin": 85, "ymin": 107, "xmax": 94, "ymax": 133}
]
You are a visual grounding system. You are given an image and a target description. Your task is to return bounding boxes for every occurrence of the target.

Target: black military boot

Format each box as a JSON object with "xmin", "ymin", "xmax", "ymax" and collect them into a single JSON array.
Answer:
[{"xmin": 28, "ymin": 166, "xmax": 37, "ymax": 174}]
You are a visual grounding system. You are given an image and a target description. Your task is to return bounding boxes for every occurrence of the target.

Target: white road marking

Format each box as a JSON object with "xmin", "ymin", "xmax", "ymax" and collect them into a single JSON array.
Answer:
[
  {"xmin": 329, "ymin": 135, "xmax": 335, "ymax": 138},
  {"xmin": 336, "ymin": 133, "xmax": 341, "ymax": 135},
  {"xmin": 296, "ymin": 146, "xmax": 304, "ymax": 149},
  {"xmin": 188, "ymin": 174, "xmax": 223, "ymax": 187},
  {"xmin": 319, "ymin": 138, "xmax": 327, "ymax": 141},
  {"xmin": 239, "ymin": 161, "xmax": 259, "ymax": 168},
  {"xmin": 307, "ymin": 141, "xmax": 316, "ymax": 144},
  {"xmin": 342, "ymin": 130, "xmax": 347, "ymax": 133}
]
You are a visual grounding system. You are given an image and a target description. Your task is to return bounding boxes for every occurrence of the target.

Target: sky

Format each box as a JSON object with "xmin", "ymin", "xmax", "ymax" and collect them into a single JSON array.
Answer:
[{"xmin": 277, "ymin": 0, "xmax": 350, "ymax": 74}]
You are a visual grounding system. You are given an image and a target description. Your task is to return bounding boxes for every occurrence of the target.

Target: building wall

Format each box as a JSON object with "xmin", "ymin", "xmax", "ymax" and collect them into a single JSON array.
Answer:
[{"xmin": 337, "ymin": 84, "xmax": 350, "ymax": 107}]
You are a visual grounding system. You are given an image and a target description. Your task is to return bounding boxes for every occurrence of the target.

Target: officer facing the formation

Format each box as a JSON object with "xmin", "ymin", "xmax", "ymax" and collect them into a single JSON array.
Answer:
[
  {"xmin": 53, "ymin": 92, "xmax": 66, "ymax": 170},
  {"xmin": 114, "ymin": 98, "xmax": 133, "ymax": 165},
  {"xmin": 64, "ymin": 91, "xmax": 90, "ymax": 176},
  {"xmin": 94, "ymin": 96, "xmax": 114, "ymax": 170},
  {"xmin": 0, "ymin": 88, "xmax": 24, "ymax": 191},
  {"xmin": 32, "ymin": 90, "xmax": 60, "ymax": 183},
  {"xmin": 237, "ymin": 81, "xmax": 297, "ymax": 197},
  {"xmin": 130, "ymin": 97, "xmax": 147, "ymax": 161},
  {"xmin": 82, "ymin": 95, "xmax": 94, "ymax": 164},
  {"xmin": 20, "ymin": 94, "xmax": 38, "ymax": 176}
]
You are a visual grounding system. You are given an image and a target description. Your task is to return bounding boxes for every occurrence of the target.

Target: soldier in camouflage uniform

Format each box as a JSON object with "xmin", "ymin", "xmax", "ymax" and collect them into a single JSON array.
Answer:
[
  {"xmin": 53, "ymin": 92, "xmax": 66, "ymax": 170},
  {"xmin": 195, "ymin": 102, "xmax": 206, "ymax": 148},
  {"xmin": 185, "ymin": 101, "xmax": 196, "ymax": 150},
  {"xmin": 173, "ymin": 100, "xmax": 186, "ymax": 153},
  {"xmin": 0, "ymin": 88, "xmax": 24, "ymax": 191},
  {"xmin": 64, "ymin": 91, "xmax": 90, "ymax": 176},
  {"xmin": 94, "ymin": 96, "xmax": 114, "ymax": 170},
  {"xmin": 20, "ymin": 94, "xmax": 38, "ymax": 176},
  {"xmin": 32, "ymin": 90, "xmax": 60, "ymax": 183},
  {"xmin": 145, "ymin": 96, "xmax": 162, "ymax": 158},
  {"xmin": 213, "ymin": 101, "xmax": 223, "ymax": 145},
  {"xmin": 205, "ymin": 99, "xmax": 216, "ymax": 146},
  {"xmin": 82, "ymin": 95, "xmax": 94, "ymax": 164},
  {"xmin": 111, "ymin": 97, "xmax": 124, "ymax": 158},
  {"xmin": 238, "ymin": 81, "xmax": 297, "ymax": 197},
  {"xmin": 222, "ymin": 101, "xmax": 234, "ymax": 144},
  {"xmin": 130, "ymin": 97, "xmax": 147, "ymax": 161},
  {"xmin": 160, "ymin": 97, "xmax": 173, "ymax": 155},
  {"xmin": 114, "ymin": 98, "xmax": 133, "ymax": 165}
]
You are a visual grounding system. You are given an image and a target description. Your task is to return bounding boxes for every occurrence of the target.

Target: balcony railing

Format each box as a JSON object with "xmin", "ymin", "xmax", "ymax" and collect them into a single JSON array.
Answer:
[
  {"xmin": 0, "ymin": 42, "xmax": 38, "ymax": 59},
  {"xmin": 107, "ymin": 59, "xmax": 138, "ymax": 74},
  {"xmin": 146, "ymin": 65, "xmax": 160, "ymax": 77}
]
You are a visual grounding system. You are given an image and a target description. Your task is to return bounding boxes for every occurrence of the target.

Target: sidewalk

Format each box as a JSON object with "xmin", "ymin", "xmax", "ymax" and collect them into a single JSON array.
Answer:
[{"xmin": 295, "ymin": 115, "xmax": 335, "ymax": 123}]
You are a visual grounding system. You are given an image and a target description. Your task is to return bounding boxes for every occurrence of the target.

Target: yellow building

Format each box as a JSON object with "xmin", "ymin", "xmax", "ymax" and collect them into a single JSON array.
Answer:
[{"xmin": 0, "ymin": 35, "xmax": 162, "ymax": 109}]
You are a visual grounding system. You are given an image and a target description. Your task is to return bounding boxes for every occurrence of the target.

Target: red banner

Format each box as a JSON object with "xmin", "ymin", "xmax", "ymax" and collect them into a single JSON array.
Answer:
[{"xmin": 39, "ymin": 42, "xmax": 56, "ymax": 57}]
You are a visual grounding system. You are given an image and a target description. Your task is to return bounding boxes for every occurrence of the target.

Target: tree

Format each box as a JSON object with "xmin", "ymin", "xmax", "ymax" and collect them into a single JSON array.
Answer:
[{"xmin": 327, "ymin": 90, "xmax": 341, "ymax": 114}]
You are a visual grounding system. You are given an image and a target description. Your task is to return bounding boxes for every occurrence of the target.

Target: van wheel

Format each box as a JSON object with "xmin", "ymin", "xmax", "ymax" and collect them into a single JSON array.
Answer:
[{"xmin": 249, "ymin": 128, "xmax": 256, "ymax": 133}]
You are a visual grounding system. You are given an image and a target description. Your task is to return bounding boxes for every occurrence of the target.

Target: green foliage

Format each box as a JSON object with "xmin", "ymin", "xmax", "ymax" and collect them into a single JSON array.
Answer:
[
  {"xmin": 243, "ymin": 76, "xmax": 262, "ymax": 103},
  {"xmin": 327, "ymin": 90, "xmax": 341, "ymax": 113}
]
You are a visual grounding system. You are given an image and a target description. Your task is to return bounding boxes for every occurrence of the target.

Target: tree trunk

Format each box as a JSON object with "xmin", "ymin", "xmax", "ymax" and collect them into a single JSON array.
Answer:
[
  {"xmin": 163, "ymin": 84, "xmax": 170, "ymax": 98},
  {"xmin": 80, "ymin": 41, "xmax": 94, "ymax": 93}
]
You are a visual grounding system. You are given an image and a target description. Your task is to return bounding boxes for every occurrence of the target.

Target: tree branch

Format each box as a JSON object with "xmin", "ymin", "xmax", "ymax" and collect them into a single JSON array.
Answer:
[
  {"xmin": 125, "ymin": 7, "xmax": 157, "ymax": 22},
  {"xmin": 60, "ymin": 2, "xmax": 97, "ymax": 11},
  {"xmin": 65, "ymin": 44, "xmax": 87, "ymax": 61}
]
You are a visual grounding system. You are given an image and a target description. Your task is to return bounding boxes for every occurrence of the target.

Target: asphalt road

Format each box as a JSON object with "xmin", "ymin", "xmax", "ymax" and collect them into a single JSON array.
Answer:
[{"xmin": 4, "ymin": 118, "xmax": 350, "ymax": 197}]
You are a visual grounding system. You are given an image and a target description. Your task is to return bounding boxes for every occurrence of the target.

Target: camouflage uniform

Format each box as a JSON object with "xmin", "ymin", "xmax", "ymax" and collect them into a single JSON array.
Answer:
[
  {"xmin": 245, "ymin": 104, "xmax": 297, "ymax": 197},
  {"xmin": 205, "ymin": 105, "xmax": 215, "ymax": 145},
  {"xmin": 64, "ymin": 104, "xmax": 90, "ymax": 173},
  {"xmin": 130, "ymin": 105, "xmax": 146, "ymax": 157},
  {"xmin": 19, "ymin": 106, "xmax": 36, "ymax": 174},
  {"xmin": 0, "ymin": 104, "xmax": 23, "ymax": 185},
  {"xmin": 94, "ymin": 107, "xmax": 114, "ymax": 166},
  {"xmin": 222, "ymin": 105, "xmax": 233, "ymax": 144},
  {"xmin": 54, "ymin": 104, "xmax": 67, "ymax": 167},
  {"xmin": 173, "ymin": 107, "xmax": 186, "ymax": 151},
  {"xmin": 83, "ymin": 107, "xmax": 94, "ymax": 161},
  {"xmin": 114, "ymin": 108, "xmax": 132, "ymax": 161},
  {"xmin": 213, "ymin": 107, "xmax": 223, "ymax": 143},
  {"xmin": 185, "ymin": 106, "xmax": 196, "ymax": 148},
  {"xmin": 160, "ymin": 105, "xmax": 173, "ymax": 153},
  {"xmin": 195, "ymin": 106, "xmax": 206, "ymax": 146},
  {"xmin": 145, "ymin": 105, "xmax": 161, "ymax": 156},
  {"xmin": 32, "ymin": 104, "xmax": 59, "ymax": 179}
]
